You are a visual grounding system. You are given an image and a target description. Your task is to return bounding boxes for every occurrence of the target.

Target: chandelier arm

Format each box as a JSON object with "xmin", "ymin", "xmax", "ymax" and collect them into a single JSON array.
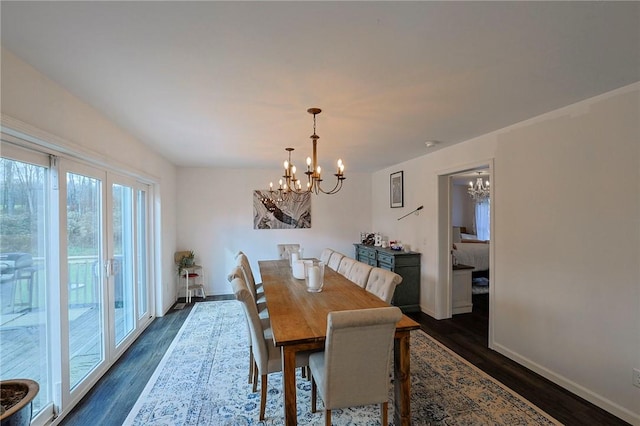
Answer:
[{"xmin": 317, "ymin": 176, "xmax": 344, "ymax": 195}]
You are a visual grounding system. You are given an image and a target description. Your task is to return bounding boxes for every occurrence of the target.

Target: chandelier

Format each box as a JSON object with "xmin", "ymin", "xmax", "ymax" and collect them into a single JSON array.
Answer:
[
  {"xmin": 467, "ymin": 172, "xmax": 490, "ymax": 202},
  {"xmin": 268, "ymin": 108, "xmax": 345, "ymax": 199}
]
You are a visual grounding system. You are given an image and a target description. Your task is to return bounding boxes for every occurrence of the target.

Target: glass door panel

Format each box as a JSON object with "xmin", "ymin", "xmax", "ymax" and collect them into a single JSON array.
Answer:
[
  {"xmin": 136, "ymin": 189, "xmax": 148, "ymax": 320},
  {"xmin": 111, "ymin": 183, "xmax": 134, "ymax": 346},
  {"xmin": 66, "ymin": 172, "xmax": 104, "ymax": 389},
  {"xmin": 0, "ymin": 156, "xmax": 50, "ymax": 414}
]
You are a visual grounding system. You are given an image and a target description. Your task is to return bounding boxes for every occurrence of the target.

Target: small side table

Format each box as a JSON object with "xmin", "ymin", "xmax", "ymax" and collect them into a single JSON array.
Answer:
[
  {"xmin": 452, "ymin": 264, "xmax": 474, "ymax": 314},
  {"xmin": 181, "ymin": 265, "xmax": 205, "ymax": 303}
]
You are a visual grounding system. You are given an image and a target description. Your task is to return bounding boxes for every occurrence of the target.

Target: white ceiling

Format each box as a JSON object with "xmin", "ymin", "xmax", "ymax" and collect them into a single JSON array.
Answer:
[{"xmin": 1, "ymin": 1, "xmax": 638, "ymax": 172}]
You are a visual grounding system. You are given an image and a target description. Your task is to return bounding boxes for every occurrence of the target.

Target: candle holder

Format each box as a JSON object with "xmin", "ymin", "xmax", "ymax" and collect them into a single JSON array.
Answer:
[
  {"xmin": 304, "ymin": 260, "xmax": 325, "ymax": 293},
  {"xmin": 288, "ymin": 248, "xmax": 304, "ymax": 268}
]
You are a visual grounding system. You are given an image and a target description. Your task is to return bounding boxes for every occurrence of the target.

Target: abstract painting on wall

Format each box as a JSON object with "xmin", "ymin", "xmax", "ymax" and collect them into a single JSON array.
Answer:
[{"xmin": 253, "ymin": 190, "xmax": 311, "ymax": 229}]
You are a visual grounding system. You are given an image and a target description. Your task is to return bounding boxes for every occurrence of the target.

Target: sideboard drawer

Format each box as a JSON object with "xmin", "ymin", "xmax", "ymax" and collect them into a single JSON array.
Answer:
[{"xmin": 377, "ymin": 252, "xmax": 394, "ymax": 267}]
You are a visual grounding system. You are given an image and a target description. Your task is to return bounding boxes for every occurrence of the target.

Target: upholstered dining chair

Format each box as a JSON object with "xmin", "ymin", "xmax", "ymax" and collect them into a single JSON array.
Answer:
[
  {"xmin": 228, "ymin": 266, "xmax": 266, "ymax": 387},
  {"xmin": 327, "ymin": 252, "xmax": 344, "ymax": 271},
  {"xmin": 346, "ymin": 261, "xmax": 373, "ymax": 288},
  {"xmin": 365, "ymin": 267, "xmax": 403, "ymax": 304},
  {"xmin": 320, "ymin": 248, "xmax": 334, "ymax": 264},
  {"xmin": 231, "ymin": 276, "xmax": 309, "ymax": 421},
  {"xmin": 309, "ymin": 306, "xmax": 403, "ymax": 426},
  {"xmin": 336, "ymin": 257, "xmax": 356, "ymax": 277},
  {"xmin": 277, "ymin": 243, "xmax": 300, "ymax": 260},
  {"xmin": 236, "ymin": 253, "xmax": 265, "ymax": 305}
]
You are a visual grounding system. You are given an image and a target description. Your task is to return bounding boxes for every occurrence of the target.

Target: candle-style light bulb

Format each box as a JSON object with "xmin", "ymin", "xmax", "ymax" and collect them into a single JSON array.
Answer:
[
  {"xmin": 279, "ymin": 179, "xmax": 283, "ymax": 188},
  {"xmin": 270, "ymin": 182, "xmax": 273, "ymax": 189},
  {"xmin": 306, "ymin": 157, "xmax": 312, "ymax": 167},
  {"xmin": 292, "ymin": 165, "xmax": 297, "ymax": 175}
]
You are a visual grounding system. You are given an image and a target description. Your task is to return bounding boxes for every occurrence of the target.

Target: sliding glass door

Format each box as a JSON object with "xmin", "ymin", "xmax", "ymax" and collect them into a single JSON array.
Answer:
[
  {"xmin": 1, "ymin": 137, "xmax": 155, "ymax": 422},
  {"xmin": 65, "ymin": 168, "xmax": 105, "ymax": 390},
  {"xmin": 0, "ymin": 148, "xmax": 52, "ymax": 416}
]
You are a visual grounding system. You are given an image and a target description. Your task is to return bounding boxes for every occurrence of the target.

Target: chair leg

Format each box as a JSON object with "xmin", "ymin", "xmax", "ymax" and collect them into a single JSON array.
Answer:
[
  {"xmin": 325, "ymin": 409, "xmax": 331, "ymax": 426},
  {"xmin": 381, "ymin": 401, "xmax": 388, "ymax": 426},
  {"xmin": 248, "ymin": 348, "xmax": 254, "ymax": 384},
  {"xmin": 252, "ymin": 362, "xmax": 258, "ymax": 393},
  {"xmin": 259, "ymin": 374, "xmax": 267, "ymax": 421},
  {"xmin": 311, "ymin": 376, "xmax": 317, "ymax": 413}
]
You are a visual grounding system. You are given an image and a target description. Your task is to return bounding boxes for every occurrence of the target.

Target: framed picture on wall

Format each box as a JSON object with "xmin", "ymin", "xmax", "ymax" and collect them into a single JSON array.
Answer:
[{"xmin": 390, "ymin": 171, "xmax": 404, "ymax": 208}]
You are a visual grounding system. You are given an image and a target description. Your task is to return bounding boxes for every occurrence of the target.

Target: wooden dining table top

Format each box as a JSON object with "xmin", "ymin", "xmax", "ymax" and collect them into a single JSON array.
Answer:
[{"xmin": 258, "ymin": 259, "xmax": 420, "ymax": 348}]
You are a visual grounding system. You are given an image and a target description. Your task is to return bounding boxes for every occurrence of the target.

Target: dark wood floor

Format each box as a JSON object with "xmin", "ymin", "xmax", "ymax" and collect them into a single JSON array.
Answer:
[{"xmin": 61, "ymin": 294, "xmax": 629, "ymax": 426}]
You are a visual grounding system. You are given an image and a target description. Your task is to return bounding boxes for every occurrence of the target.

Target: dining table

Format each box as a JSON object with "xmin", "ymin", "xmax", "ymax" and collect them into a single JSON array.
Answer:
[{"xmin": 258, "ymin": 258, "xmax": 420, "ymax": 426}]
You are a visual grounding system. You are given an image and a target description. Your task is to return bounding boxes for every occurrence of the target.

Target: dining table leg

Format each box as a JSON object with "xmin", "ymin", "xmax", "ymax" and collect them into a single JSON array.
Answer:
[
  {"xmin": 282, "ymin": 346, "xmax": 298, "ymax": 426},
  {"xmin": 394, "ymin": 330, "xmax": 412, "ymax": 426}
]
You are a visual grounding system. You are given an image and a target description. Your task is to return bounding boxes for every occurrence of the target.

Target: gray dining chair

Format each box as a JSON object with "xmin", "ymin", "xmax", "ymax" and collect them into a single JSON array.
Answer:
[
  {"xmin": 346, "ymin": 261, "xmax": 373, "ymax": 288},
  {"xmin": 327, "ymin": 252, "xmax": 344, "ymax": 271},
  {"xmin": 231, "ymin": 276, "xmax": 309, "ymax": 421},
  {"xmin": 365, "ymin": 267, "xmax": 403, "ymax": 304},
  {"xmin": 336, "ymin": 257, "xmax": 356, "ymax": 277},
  {"xmin": 320, "ymin": 248, "xmax": 334, "ymax": 264},
  {"xmin": 309, "ymin": 306, "xmax": 403, "ymax": 426}
]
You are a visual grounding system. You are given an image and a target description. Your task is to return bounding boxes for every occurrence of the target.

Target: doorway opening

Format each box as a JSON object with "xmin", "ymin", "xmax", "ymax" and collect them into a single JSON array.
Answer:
[{"xmin": 437, "ymin": 161, "xmax": 493, "ymax": 346}]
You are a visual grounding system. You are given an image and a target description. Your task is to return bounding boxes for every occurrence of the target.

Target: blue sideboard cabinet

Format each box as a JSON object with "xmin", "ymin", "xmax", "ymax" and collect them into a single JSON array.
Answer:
[{"xmin": 354, "ymin": 244, "xmax": 421, "ymax": 312}]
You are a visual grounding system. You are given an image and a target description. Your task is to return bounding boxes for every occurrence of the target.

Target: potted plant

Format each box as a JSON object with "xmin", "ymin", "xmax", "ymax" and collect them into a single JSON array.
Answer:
[
  {"xmin": 1, "ymin": 379, "xmax": 39, "ymax": 426},
  {"xmin": 177, "ymin": 251, "xmax": 195, "ymax": 275}
]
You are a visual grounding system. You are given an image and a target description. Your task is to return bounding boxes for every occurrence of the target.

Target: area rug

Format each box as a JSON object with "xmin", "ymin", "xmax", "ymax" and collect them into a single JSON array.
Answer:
[{"xmin": 123, "ymin": 301, "xmax": 561, "ymax": 425}]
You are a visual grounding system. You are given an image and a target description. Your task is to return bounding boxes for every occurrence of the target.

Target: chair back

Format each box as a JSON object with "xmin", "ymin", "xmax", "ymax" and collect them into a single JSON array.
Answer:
[
  {"xmin": 230, "ymin": 277, "xmax": 270, "ymax": 372},
  {"xmin": 320, "ymin": 248, "xmax": 334, "ymax": 264},
  {"xmin": 346, "ymin": 262, "xmax": 373, "ymax": 288},
  {"xmin": 365, "ymin": 268, "xmax": 403, "ymax": 304},
  {"xmin": 327, "ymin": 252, "xmax": 344, "ymax": 271},
  {"xmin": 236, "ymin": 253, "xmax": 259, "ymax": 300},
  {"xmin": 227, "ymin": 265, "xmax": 243, "ymax": 284},
  {"xmin": 336, "ymin": 257, "xmax": 356, "ymax": 277},
  {"xmin": 322, "ymin": 307, "xmax": 402, "ymax": 409},
  {"xmin": 277, "ymin": 244, "xmax": 300, "ymax": 260}
]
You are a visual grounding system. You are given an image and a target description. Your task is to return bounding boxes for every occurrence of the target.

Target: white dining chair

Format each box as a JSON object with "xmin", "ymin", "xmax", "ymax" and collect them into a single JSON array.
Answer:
[
  {"xmin": 346, "ymin": 261, "xmax": 373, "ymax": 288},
  {"xmin": 309, "ymin": 306, "xmax": 403, "ymax": 426},
  {"xmin": 336, "ymin": 257, "xmax": 356, "ymax": 277},
  {"xmin": 236, "ymin": 253, "xmax": 265, "ymax": 303},
  {"xmin": 327, "ymin": 252, "xmax": 344, "ymax": 271},
  {"xmin": 231, "ymin": 276, "xmax": 309, "ymax": 421},
  {"xmin": 365, "ymin": 267, "xmax": 403, "ymax": 304},
  {"xmin": 277, "ymin": 243, "xmax": 300, "ymax": 260},
  {"xmin": 320, "ymin": 248, "xmax": 334, "ymax": 264}
]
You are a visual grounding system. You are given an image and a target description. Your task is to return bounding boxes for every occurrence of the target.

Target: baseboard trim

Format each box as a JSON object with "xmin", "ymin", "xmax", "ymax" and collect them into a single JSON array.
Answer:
[{"xmin": 491, "ymin": 342, "xmax": 639, "ymax": 425}]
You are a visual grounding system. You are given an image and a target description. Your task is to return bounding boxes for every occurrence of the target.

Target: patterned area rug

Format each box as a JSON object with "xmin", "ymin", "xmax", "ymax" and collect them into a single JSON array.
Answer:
[{"xmin": 124, "ymin": 301, "xmax": 561, "ymax": 425}]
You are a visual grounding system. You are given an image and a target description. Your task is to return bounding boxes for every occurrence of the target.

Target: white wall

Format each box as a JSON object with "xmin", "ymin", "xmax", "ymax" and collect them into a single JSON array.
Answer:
[
  {"xmin": 372, "ymin": 83, "xmax": 640, "ymax": 423},
  {"xmin": 1, "ymin": 47, "xmax": 179, "ymax": 315},
  {"xmin": 176, "ymin": 168, "xmax": 371, "ymax": 295},
  {"xmin": 451, "ymin": 184, "xmax": 475, "ymax": 233}
]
